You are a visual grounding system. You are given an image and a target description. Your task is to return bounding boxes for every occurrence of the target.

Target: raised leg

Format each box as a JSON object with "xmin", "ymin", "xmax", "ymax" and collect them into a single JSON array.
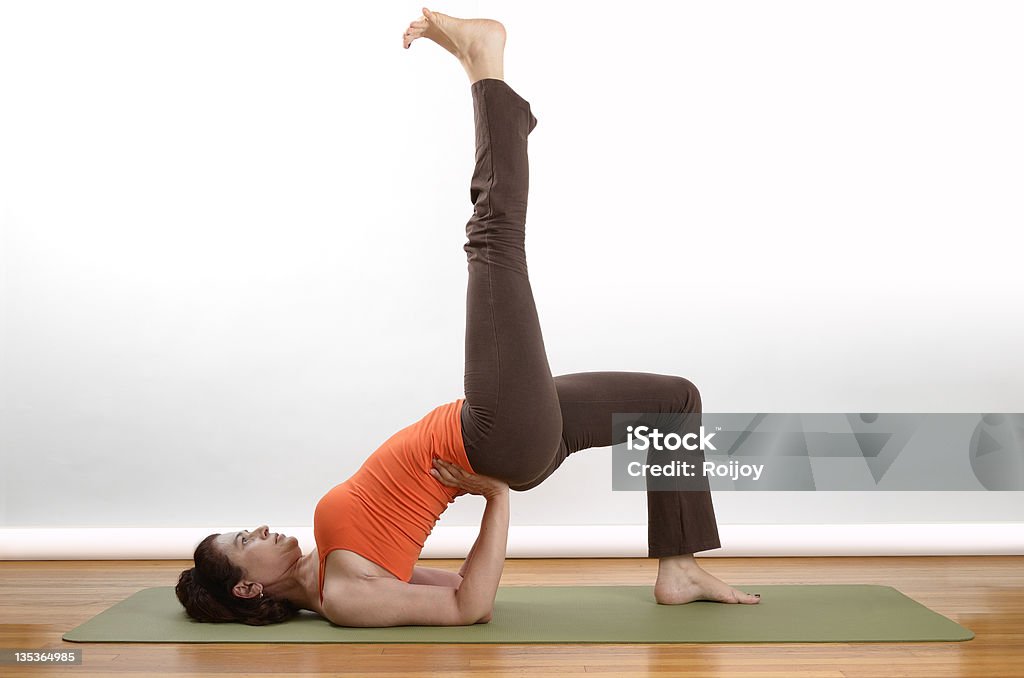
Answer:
[
  {"xmin": 458, "ymin": 78, "xmax": 554, "ymax": 487},
  {"xmin": 404, "ymin": 10, "xmax": 552, "ymax": 484}
]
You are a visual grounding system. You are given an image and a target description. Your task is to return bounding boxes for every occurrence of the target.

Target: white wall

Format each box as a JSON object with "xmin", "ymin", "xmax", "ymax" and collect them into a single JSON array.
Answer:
[{"xmin": 2, "ymin": 1, "xmax": 1022, "ymax": 552}]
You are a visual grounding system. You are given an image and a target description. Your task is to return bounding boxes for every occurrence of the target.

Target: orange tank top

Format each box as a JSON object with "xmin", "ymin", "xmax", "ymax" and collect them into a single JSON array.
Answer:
[{"xmin": 313, "ymin": 398, "xmax": 475, "ymax": 605}]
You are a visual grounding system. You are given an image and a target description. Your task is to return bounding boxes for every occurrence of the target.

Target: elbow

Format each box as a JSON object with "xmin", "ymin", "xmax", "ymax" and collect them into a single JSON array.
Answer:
[
  {"xmin": 469, "ymin": 607, "xmax": 492, "ymax": 624},
  {"xmin": 458, "ymin": 604, "xmax": 493, "ymax": 626}
]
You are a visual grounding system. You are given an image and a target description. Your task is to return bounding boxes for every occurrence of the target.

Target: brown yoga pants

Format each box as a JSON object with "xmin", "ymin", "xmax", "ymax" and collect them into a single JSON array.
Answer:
[{"xmin": 458, "ymin": 78, "xmax": 721, "ymax": 558}]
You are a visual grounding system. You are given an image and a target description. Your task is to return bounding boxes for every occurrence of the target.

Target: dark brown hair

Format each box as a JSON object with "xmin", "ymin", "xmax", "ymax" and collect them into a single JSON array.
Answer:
[{"xmin": 175, "ymin": 533, "xmax": 300, "ymax": 626}]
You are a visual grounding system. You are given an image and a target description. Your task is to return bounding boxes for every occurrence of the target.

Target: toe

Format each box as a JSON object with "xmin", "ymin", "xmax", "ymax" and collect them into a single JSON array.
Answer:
[{"xmin": 726, "ymin": 587, "xmax": 748, "ymax": 603}]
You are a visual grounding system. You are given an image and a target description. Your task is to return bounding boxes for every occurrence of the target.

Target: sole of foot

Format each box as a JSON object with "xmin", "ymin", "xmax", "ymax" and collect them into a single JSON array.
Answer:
[{"xmin": 403, "ymin": 6, "xmax": 506, "ymax": 68}]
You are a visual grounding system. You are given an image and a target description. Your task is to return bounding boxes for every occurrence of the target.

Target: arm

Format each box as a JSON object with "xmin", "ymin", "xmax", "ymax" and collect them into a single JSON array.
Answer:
[
  {"xmin": 325, "ymin": 578, "xmax": 472, "ymax": 627},
  {"xmin": 453, "ymin": 489, "xmax": 509, "ymax": 623},
  {"xmin": 430, "ymin": 457, "xmax": 510, "ymax": 623},
  {"xmin": 458, "ymin": 531, "xmax": 482, "ymax": 578}
]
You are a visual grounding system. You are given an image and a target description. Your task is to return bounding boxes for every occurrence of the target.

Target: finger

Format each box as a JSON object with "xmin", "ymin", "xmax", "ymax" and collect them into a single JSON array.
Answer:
[
  {"xmin": 430, "ymin": 465, "xmax": 454, "ymax": 482},
  {"xmin": 440, "ymin": 470, "xmax": 467, "ymax": 487},
  {"xmin": 430, "ymin": 464, "xmax": 454, "ymax": 481},
  {"xmin": 434, "ymin": 459, "xmax": 471, "ymax": 488},
  {"xmin": 438, "ymin": 459, "xmax": 467, "ymax": 477},
  {"xmin": 434, "ymin": 458, "xmax": 463, "ymax": 476},
  {"xmin": 441, "ymin": 466, "xmax": 464, "ymax": 485},
  {"xmin": 429, "ymin": 467, "xmax": 454, "ymax": 484},
  {"xmin": 432, "ymin": 463, "xmax": 461, "ymax": 486}
]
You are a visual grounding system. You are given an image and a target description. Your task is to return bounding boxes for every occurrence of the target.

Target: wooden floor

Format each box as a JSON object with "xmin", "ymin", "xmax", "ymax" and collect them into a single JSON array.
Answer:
[{"xmin": 1, "ymin": 555, "xmax": 1021, "ymax": 677}]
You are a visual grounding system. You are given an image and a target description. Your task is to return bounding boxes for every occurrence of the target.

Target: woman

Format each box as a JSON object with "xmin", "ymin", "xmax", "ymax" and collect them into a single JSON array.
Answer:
[{"xmin": 176, "ymin": 7, "xmax": 761, "ymax": 627}]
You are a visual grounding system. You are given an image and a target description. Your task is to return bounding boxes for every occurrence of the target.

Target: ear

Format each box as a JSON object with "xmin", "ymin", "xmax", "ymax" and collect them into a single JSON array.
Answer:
[{"xmin": 233, "ymin": 581, "xmax": 262, "ymax": 599}]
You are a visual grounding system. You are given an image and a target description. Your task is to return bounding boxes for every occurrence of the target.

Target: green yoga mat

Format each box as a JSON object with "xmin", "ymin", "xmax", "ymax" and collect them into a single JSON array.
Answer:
[{"xmin": 63, "ymin": 584, "xmax": 973, "ymax": 644}]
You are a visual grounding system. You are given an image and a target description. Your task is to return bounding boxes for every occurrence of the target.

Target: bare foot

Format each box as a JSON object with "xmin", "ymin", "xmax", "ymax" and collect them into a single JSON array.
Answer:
[
  {"xmin": 654, "ymin": 556, "xmax": 761, "ymax": 605},
  {"xmin": 402, "ymin": 7, "xmax": 506, "ymax": 81}
]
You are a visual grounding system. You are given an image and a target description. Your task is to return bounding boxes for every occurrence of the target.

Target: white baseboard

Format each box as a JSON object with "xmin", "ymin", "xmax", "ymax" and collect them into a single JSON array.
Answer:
[{"xmin": 1, "ymin": 523, "xmax": 1021, "ymax": 560}]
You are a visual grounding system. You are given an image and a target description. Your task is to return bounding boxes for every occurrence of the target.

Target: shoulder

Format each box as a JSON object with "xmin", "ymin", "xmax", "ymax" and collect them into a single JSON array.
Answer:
[
  {"xmin": 319, "ymin": 550, "xmax": 395, "ymax": 620},
  {"xmin": 324, "ymin": 549, "xmax": 398, "ymax": 581}
]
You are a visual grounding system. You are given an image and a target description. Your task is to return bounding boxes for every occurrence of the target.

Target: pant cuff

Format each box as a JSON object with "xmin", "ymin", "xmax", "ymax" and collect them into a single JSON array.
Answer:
[
  {"xmin": 470, "ymin": 78, "xmax": 538, "ymax": 135},
  {"xmin": 649, "ymin": 540, "xmax": 722, "ymax": 558}
]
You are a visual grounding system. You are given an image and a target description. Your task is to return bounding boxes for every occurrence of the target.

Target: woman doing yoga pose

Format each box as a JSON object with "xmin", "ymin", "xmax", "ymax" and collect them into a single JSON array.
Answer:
[{"xmin": 176, "ymin": 7, "xmax": 761, "ymax": 627}]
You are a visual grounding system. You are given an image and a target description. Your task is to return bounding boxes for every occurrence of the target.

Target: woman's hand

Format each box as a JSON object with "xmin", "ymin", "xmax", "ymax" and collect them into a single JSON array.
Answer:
[{"xmin": 430, "ymin": 458, "xmax": 509, "ymax": 499}]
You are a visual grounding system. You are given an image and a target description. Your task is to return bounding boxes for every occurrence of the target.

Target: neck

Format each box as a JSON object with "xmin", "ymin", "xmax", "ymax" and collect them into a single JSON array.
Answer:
[{"xmin": 270, "ymin": 548, "xmax": 322, "ymax": 615}]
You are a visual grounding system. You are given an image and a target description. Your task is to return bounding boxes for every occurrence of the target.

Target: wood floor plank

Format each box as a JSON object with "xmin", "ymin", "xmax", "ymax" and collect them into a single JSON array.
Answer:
[{"xmin": 0, "ymin": 556, "xmax": 1019, "ymax": 677}]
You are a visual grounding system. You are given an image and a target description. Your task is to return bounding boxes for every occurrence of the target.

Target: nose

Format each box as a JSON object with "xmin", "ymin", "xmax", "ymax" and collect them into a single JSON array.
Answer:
[{"xmin": 254, "ymin": 525, "xmax": 269, "ymax": 539}]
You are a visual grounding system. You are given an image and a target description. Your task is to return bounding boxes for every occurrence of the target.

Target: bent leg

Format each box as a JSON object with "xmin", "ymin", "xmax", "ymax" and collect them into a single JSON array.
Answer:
[
  {"xmin": 513, "ymin": 371, "xmax": 721, "ymax": 557},
  {"xmin": 459, "ymin": 79, "xmax": 559, "ymax": 487}
]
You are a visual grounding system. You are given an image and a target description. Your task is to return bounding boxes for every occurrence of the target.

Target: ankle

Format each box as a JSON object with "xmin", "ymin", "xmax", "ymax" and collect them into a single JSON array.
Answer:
[
  {"xmin": 461, "ymin": 56, "xmax": 503, "ymax": 85},
  {"xmin": 658, "ymin": 554, "xmax": 700, "ymax": 573}
]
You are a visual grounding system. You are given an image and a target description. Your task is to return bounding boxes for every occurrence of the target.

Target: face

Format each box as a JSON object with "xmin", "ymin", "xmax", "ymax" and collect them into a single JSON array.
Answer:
[{"xmin": 214, "ymin": 524, "xmax": 301, "ymax": 599}]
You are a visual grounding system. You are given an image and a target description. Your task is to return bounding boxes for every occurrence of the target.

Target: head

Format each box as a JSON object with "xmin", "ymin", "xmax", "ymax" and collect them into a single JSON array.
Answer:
[{"xmin": 175, "ymin": 524, "xmax": 302, "ymax": 626}]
